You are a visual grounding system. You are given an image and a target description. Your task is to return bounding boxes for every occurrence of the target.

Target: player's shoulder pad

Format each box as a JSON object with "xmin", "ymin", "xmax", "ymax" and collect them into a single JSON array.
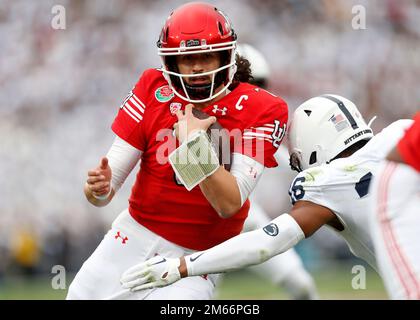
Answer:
[
  {"xmin": 289, "ymin": 165, "xmax": 336, "ymax": 205},
  {"xmin": 135, "ymin": 68, "xmax": 165, "ymax": 91},
  {"xmin": 293, "ymin": 162, "xmax": 361, "ymax": 191},
  {"xmin": 238, "ymin": 83, "xmax": 287, "ymax": 112},
  {"xmin": 380, "ymin": 119, "xmax": 414, "ymax": 136},
  {"xmin": 295, "ymin": 166, "xmax": 330, "ymax": 188}
]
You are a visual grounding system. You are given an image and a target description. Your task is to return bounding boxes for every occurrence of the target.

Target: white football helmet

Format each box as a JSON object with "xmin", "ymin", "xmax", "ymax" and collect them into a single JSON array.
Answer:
[
  {"xmin": 288, "ymin": 94, "xmax": 374, "ymax": 172},
  {"xmin": 236, "ymin": 43, "xmax": 270, "ymax": 87}
]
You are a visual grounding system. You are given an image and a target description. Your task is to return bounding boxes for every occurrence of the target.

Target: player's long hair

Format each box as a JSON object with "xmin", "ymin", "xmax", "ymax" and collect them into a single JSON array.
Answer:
[{"xmin": 232, "ymin": 54, "xmax": 253, "ymax": 85}]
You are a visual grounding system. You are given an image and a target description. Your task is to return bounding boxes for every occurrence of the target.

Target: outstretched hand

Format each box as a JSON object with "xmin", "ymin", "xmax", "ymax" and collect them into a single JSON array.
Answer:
[
  {"xmin": 120, "ymin": 255, "xmax": 182, "ymax": 291},
  {"xmin": 86, "ymin": 157, "xmax": 112, "ymax": 198}
]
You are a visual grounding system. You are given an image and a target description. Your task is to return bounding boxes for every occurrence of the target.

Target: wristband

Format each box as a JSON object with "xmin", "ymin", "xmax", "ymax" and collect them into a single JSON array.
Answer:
[{"xmin": 169, "ymin": 130, "xmax": 220, "ymax": 191}]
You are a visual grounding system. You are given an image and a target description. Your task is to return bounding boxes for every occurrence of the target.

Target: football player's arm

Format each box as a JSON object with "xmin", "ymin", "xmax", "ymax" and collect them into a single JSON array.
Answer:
[
  {"xmin": 200, "ymin": 98, "xmax": 289, "ymax": 217},
  {"xmin": 119, "ymin": 201, "xmax": 335, "ymax": 291},
  {"xmin": 179, "ymin": 201, "xmax": 334, "ymax": 277},
  {"xmin": 84, "ymin": 136, "xmax": 142, "ymax": 207},
  {"xmin": 173, "ymin": 104, "xmax": 261, "ymax": 218},
  {"xmin": 199, "ymin": 153, "xmax": 264, "ymax": 218},
  {"xmin": 387, "ymin": 114, "xmax": 420, "ymax": 172}
]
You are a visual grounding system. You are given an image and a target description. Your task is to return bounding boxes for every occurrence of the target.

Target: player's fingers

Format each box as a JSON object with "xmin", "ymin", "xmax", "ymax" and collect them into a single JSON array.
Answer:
[
  {"xmin": 92, "ymin": 191, "xmax": 109, "ymax": 199},
  {"xmin": 121, "ymin": 272, "xmax": 147, "ymax": 285},
  {"xmin": 88, "ymin": 170, "xmax": 101, "ymax": 176},
  {"xmin": 131, "ymin": 281, "xmax": 157, "ymax": 292},
  {"xmin": 121, "ymin": 264, "xmax": 149, "ymax": 282},
  {"xmin": 173, "ymin": 123, "xmax": 180, "ymax": 139},
  {"xmin": 204, "ymin": 116, "xmax": 217, "ymax": 127},
  {"xmin": 100, "ymin": 157, "xmax": 108, "ymax": 169},
  {"xmin": 90, "ymin": 181, "xmax": 110, "ymax": 192},
  {"xmin": 121, "ymin": 275, "xmax": 150, "ymax": 289},
  {"xmin": 175, "ymin": 109, "xmax": 184, "ymax": 121},
  {"xmin": 92, "ymin": 185, "xmax": 110, "ymax": 195},
  {"xmin": 87, "ymin": 175, "xmax": 106, "ymax": 184},
  {"xmin": 185, "ymin": 104, "xmax": 193, "ymax": 116},
  {"xmin": 92, "ymin": 188, "xmax": 110, "ymax": 196}
]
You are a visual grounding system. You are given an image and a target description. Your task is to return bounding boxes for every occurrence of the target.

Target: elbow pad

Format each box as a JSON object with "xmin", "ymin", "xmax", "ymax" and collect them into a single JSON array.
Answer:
[
  {"xmin": 106, "ymin": 136, "xmax": 142, "ymax": 192},
  {"xmin": 230, "ymin": 153, "xmax": 265, "ymax": 206}
]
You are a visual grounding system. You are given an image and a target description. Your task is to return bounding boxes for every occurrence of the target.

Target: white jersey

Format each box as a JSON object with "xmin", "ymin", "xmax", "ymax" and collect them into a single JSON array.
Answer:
[{"xmin": 288, "ymin": 120, "xmax": 413, "ymax": 271}]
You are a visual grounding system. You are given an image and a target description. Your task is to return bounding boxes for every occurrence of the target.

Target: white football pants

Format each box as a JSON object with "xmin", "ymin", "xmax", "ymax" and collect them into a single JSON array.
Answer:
[{"xmin": 66, "ymin": 209, "xmax": 219, "ymax": 300}]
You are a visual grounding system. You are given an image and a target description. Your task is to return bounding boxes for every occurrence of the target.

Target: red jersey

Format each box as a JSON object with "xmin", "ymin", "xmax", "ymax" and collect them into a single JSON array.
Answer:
[
  {"xmin": 398, "ymin": 112, "xmax": 420, "ymax": 172},
  {"xmin": 111, "ymin": 69, "xmax": 288, "ymax": 250}
]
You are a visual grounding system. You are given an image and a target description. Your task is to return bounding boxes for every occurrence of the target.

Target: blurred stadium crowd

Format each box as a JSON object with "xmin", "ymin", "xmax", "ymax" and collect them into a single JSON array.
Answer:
[{"xmin": 0, "ymin": 0, "xmax": 419, "ymax": 283}]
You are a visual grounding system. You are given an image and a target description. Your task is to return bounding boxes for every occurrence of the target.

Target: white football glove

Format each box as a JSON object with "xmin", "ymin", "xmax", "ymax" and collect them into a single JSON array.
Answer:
[{"xmin": 120, "ymin": 255, "xmax": 181, "ymax": 291}]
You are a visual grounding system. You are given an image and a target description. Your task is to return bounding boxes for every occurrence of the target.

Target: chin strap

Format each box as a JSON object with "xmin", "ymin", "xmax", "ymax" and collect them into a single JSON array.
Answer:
[
  {"xmin": 184, "ymin": 83, "xmax": 212, "ymax": 100},
  {"xmin": 367, "ymin": 115, "xmax": 377, "ymax": 128}
]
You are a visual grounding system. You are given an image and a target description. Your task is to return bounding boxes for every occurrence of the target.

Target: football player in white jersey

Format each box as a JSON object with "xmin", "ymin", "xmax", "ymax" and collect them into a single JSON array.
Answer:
[
  {"xmin": 119, "ymin": 95, "xmax": 413, "ymax": 296},
  {"xmin": 369, "ymin": 114, "xmax": 420, "ymax": 299},
  {"xmin": 234, "ymin": 43, "xmax": 318, "ymax": 300}
]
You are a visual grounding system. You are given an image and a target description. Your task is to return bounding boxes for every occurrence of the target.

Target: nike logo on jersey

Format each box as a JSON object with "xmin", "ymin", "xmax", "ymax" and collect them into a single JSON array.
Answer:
[
  {"xmin": 189, "ymin": 252, "xmax": 204, "ymax": 262},
  {"xmin": 151, "ymin": 257, "xmax": 167, "ymax": 265}
]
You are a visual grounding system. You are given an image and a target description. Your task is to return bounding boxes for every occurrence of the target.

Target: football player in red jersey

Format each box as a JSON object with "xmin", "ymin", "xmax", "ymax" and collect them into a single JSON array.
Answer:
[
  {"xmin": 369, "ymin": 113, "xmax": 420, "ymax": 299},
  {"xmin": 67, "ymin": 2, "xmax": 288, "ymax": 300}
]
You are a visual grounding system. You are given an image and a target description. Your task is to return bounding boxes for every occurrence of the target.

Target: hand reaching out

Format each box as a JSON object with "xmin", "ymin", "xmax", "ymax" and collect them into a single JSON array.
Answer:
[
  {"xmin": 86, "ymin": 157, "xmax": 112, "ymax": 198},
  {"xmin": 120, "ymin": 255, "xmax": 182, "ymax": 291}
]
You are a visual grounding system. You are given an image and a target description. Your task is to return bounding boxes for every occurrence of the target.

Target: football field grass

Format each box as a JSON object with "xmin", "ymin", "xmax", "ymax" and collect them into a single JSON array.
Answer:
[
  {"xmin": 0, "ymin": 263, "xmax": 388, "ymax": 300},
  {"xmin": 215, "ymin": 266, "xmax": 387, "ymax": 300}
]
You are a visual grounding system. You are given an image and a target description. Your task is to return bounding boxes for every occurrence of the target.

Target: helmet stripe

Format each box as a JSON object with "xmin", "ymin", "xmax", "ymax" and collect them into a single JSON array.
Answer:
[{"xmin": 321, "ymin": 95, "xmax": 359, "ymax": 129}]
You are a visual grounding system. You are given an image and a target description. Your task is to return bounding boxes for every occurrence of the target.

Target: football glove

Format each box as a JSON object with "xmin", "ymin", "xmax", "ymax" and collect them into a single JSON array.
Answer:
[{"xmin": 120, "ymin": 255, "xmax": 181, "ymax": 291}]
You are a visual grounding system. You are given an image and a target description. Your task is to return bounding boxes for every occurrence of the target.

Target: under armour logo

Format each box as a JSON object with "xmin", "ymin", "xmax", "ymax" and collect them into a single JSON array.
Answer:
[
  {"xmin": 115, "ymin": 231, "xmax": 128, "ymax": 244},
  {"xmin": 212, "ymin": 105, "xmax": 227, "ymax": 115}
]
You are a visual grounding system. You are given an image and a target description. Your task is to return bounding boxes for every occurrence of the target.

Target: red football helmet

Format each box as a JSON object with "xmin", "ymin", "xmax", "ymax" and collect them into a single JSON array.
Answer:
[{"xmin": 157, "ymin": 2, "xmax": 237, "ymax": 103}]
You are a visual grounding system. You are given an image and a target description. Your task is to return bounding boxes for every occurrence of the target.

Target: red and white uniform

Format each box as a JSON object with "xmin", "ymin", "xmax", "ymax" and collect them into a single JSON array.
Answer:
[
  {"xmin": 370, "ymin": 115, "xmax": 420, "ymax": 299},
  {"xmin": 67, "ymin": 69, "xmax": 288, "ymax": 300},
  {"xmin": 112, "ymin": 68, "xmax": 288, "ymax": 251},
  {"xmin": 397, "ymin": 112, "xmax": 420, "ymax": 172}
]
